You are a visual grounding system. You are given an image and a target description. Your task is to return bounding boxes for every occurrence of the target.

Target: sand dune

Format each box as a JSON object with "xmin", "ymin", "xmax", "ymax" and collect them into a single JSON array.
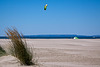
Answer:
[{"xmin": 0, "ymin": 39, "xmax": 100, "ymax": 67}]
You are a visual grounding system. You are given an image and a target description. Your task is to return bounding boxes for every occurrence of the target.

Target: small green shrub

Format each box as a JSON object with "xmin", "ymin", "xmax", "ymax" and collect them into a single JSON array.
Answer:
[{"xmin": 0, "ymin": 45, "xmax": 6, "ymax": 57}]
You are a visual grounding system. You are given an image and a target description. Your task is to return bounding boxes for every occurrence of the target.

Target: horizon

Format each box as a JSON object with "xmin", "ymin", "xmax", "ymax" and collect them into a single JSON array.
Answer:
[
  {"xmin": 0, "ymin": 34, "xmax": 100, "ymax": 37},
  {"xmin": 0, "ymin": 0, "xmax": 100, "ymax": 36}
]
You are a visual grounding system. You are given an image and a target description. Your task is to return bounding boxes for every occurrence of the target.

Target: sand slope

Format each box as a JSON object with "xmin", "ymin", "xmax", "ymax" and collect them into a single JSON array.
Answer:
[{"xmin": 0, "ymin": 39, "xmax": 100, "ymax": 67}]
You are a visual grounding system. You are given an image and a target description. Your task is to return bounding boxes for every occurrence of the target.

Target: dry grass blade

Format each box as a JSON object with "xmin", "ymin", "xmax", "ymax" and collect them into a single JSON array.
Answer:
[{"xmin": 5, "ymin": 27, "xmax": 35, "ymax": 65}]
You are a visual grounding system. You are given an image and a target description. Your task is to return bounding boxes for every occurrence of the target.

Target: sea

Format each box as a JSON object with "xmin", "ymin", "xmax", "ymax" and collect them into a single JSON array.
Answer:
[{"xmin": 0, "ymin": 35, "xmax": 100, "ymax": 39}]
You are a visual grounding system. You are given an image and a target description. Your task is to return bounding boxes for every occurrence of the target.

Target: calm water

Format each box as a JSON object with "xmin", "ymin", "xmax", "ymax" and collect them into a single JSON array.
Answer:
[{"xmin": 0, "ymin": 35, "xmax": 100, "ymax": 39}]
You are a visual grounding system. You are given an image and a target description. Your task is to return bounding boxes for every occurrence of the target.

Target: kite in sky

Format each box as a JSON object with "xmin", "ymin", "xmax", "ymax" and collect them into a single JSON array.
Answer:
[{"xmin": 44, "ymin": 4, "xmax": 48, "ymax": 10}]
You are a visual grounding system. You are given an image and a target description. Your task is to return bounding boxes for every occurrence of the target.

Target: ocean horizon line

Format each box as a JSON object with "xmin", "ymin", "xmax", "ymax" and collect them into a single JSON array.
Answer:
[{"xmin": 0, "ymin": 34, "xmax": 100, "ymax": 39}]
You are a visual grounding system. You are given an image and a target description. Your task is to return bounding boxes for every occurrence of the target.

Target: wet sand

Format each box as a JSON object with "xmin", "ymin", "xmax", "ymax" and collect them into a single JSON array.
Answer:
[{"xmin": 0, "ymin": 39, "xmax": 100, "ymax": 67}]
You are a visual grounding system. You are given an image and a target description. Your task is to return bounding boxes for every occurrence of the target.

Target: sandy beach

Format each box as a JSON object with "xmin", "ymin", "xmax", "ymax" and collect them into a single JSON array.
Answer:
[{"xmin": 0, "ymin": 39, "xmax": 100, "ymax": 67}]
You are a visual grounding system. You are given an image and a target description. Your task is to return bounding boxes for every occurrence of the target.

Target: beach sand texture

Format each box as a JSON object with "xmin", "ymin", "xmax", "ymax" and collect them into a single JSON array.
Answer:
[{"xmin": 0, "ymin": 39, "xmax": 100, "ymax": 67}]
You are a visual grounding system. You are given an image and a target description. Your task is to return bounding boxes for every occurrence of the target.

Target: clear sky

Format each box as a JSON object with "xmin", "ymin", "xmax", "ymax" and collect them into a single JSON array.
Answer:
[{"xmin": 0, "ymin": 0, "xmax": 100, "ymax": 36}]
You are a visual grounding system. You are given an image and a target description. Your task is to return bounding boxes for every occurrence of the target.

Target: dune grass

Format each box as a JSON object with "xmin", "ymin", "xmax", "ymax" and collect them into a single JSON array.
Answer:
[
  {"xmin": 0, "ymin": 45, "xmax": 6, "ymax": 57},
  {"xmin": 5, "ymin": 28, "xmax": 35, "ymax": 65}
]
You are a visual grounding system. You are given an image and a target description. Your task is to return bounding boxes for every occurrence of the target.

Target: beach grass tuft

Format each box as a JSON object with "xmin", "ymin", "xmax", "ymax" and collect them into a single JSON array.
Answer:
[{"xmin": 5, "ymin": 27, "xmax": 35, "ymax": 65}]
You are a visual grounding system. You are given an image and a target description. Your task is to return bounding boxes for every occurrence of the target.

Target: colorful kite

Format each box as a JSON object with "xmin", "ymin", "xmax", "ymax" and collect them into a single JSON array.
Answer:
[{"xmin": 44, "ymin": 4, "xmax": 48, "ymax": 10}]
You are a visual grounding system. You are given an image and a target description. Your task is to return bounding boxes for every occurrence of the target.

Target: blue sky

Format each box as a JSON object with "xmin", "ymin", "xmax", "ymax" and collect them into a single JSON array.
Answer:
[{"xmin": 0, "ymin": 0, "xmax": 100, "ymax": 35}]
